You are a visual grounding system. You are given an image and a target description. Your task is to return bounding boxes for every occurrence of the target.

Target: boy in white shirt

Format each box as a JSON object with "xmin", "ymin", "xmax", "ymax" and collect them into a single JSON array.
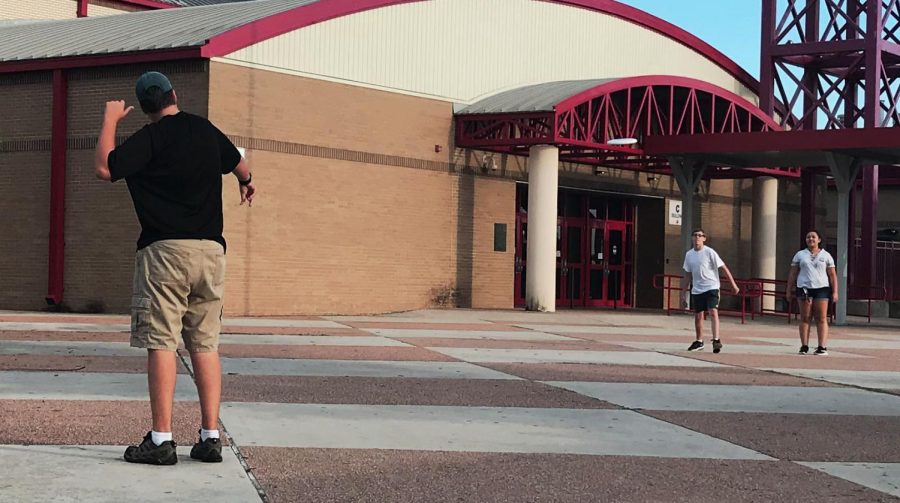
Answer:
[{"xmin": 680, "ymin": 228, "xmax": 740, "ymax": 353}]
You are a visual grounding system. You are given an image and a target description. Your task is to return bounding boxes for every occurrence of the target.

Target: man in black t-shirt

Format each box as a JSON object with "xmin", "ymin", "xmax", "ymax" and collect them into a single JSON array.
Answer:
[{"xmin": 95, "ymin": 71, "xmax": 256, "ymax": 465}]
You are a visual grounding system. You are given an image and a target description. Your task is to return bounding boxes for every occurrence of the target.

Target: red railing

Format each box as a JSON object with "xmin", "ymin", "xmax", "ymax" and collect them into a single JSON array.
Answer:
[
  {"xmin": 656, "ymin": 274, "xmax": 885, "ymax": 324},
  {"xmin": 749, "ymin": 278, "xmax": 884, "ymax": 324},
  {"xmin": 652, "ymin": 273, "xmax": 762, "ymax": 324},
  {"xmin": 850, "ymin": 239, "xmax": 900, "ymax": 302}
]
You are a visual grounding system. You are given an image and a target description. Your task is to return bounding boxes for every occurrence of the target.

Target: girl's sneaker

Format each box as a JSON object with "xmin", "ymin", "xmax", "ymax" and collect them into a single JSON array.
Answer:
[{"xmin": 814, "ymin": 346, "xmax": 828, "ymax": 355}]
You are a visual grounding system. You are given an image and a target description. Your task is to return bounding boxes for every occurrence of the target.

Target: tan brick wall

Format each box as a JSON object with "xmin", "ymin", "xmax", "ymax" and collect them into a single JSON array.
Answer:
[
  {"xmin": 208, "ymin": 62, "xmax": 452, "ymax": 161},
  {"xmin": 0, "ymin": 74, "xmax": 53, "ymax": 310},
  {"xmin": 0, "ymin": 152, "xmax": 52, "ymax": 309},
  {"xmin": 208, "ymin": 62, "xmax": 497, "ymax": 315},
  {"xmin": 470, "ymin": 177, "xmax": 515, "ymax": 309},
  {"xmin": 221, "ymin": 151, "xmax": 460, "ymax": 315},
  {"xmin": 0, "ymin": 73, "xmax": 53, "ymax": 139}
]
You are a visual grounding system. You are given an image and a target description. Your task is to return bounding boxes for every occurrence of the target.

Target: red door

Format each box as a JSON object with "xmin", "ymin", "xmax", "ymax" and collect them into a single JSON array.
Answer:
[{"xmin": 586, "ymin": 220, "xmax": 631, "ymax": 307}]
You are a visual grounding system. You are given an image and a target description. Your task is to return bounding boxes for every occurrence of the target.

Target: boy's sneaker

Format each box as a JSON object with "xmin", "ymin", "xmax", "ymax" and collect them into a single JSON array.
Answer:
[
  {"xmin": 190, "ymin": 434, "xmax": 223, "ymax": 463},
  {"xmin": 814, "ymin": 346, "xmax": 828, "ymax": 355},
  {"xmin": 687, "ymin": 340, "xmax": 704, "ymax": 351},
  {"xmin": 712, "ymin": 339, "xmax": 723, "ymax": 354},
  {"xmin": 799, "ymin": 345, "xmax": 809, "ymax": 355},
  {"xmin": 124, "ymin": 431, "xmax": 177, "ymax": 465}
]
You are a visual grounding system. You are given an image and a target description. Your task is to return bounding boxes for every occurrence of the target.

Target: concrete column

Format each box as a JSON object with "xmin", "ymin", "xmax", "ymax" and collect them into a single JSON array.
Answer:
[
  {"xmin": 669, "ymin": 158, "xmax": 707, "ymax": 255},
  {"xmin": 525, "ymin": 145, "xmax": 559, "ymax": 312},
  {"xmin": 752, "ymin": 177, "xmax": 778, "ymax": 311},
  {"xmin": 825, "ymin": 154, "xmax": 861, "ymax": 325}
]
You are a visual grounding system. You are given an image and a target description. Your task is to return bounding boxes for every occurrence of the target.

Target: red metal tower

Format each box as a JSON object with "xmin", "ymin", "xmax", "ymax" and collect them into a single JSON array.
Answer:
[
  {"xmin": 759, "ymin": 0, "xmax": 900, "ymax": 300},
  {"xmin": 760, "ymin": 0, "xmax": 899, "ymax": 295}
]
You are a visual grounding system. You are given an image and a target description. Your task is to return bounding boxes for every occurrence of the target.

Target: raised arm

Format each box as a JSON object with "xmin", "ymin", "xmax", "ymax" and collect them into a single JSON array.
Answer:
[{"xmin": 95, "ymin": 100, "xmax": 133, "ymax": 181}]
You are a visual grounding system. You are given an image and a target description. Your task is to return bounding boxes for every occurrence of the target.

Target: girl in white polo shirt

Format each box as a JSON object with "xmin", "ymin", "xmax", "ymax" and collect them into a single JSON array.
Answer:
[{"xmin": 786, "ymin": 230, "xmax": 838, "ymax": 355}]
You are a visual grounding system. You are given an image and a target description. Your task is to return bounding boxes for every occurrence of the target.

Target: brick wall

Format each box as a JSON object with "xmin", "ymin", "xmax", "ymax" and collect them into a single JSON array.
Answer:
[
  {"xmin": 470, "ymin": 177, "xmax": 515, "ymax": 309},
  {"xmin": 0, "ymin": 73, "xmax": 53, "ymax": 310},
  {"xmin": 209, "ymin": 62, "xmax": 516, "ymax": 315}
]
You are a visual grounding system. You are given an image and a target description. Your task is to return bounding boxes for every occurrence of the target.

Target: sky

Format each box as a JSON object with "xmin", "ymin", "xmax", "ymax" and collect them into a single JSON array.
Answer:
[{"xmin": 619, "ymin": 1, "xmax": 762, "ymax": 79}]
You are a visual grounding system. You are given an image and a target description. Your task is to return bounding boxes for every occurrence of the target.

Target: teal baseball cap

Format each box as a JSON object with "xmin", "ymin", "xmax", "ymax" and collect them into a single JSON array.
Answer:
[{"xmin": 135, "ymin": 71, "xmax": 173, "ymax": 102}]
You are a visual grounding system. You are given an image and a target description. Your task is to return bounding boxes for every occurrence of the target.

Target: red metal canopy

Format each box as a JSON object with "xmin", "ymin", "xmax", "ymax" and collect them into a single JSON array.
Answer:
[{"xmin": 455, "ymin": 76, "xmax": 798, "ymax": 179}]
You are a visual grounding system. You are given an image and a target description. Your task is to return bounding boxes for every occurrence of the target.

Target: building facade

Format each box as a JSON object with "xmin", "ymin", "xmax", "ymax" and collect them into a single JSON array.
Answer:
[{"xmin": 0, "ymin": 0, "xmax": 815, "ymax": 315}]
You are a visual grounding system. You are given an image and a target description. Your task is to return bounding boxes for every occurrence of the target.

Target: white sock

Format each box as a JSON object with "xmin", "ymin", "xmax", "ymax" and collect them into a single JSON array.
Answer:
[
  {"xmin": 200, "ymin": 428, "xmax": 219, "ymax": 441},
  {"xmin": 151, "ymin": 431, "xmax": 172, "ymax": 446}
]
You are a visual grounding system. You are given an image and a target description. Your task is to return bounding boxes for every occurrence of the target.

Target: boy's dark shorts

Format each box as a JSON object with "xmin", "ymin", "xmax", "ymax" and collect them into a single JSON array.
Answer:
[
  {"xmin": 796, "ymin": 286, "xmax": 831, "ymax": 301},
  {"xmin": 691, "ymin": 289, "xmax": 720, "ymax": 313}
]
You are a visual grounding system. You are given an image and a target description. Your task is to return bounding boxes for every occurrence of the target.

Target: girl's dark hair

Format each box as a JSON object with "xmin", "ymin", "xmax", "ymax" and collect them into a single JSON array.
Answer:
[{"xmin": 138, "ymin": 87, "xmax": 176, "ymax": 114}]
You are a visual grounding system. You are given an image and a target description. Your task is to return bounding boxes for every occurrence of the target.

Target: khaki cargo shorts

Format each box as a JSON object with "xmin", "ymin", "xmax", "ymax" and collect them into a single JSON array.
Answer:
[{"xmin": 130, "ymin": 239, "xmax": 226, "ymax": 352}]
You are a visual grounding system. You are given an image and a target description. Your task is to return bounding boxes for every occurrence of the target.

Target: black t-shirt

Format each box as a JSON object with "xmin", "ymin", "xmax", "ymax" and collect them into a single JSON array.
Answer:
[{"xmin": 108, "ymin": 112, "xmax": 241, "ymax": 251}]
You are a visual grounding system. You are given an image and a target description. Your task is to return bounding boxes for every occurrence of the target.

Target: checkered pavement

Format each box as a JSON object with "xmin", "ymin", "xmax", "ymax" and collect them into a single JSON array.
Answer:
[{"xmin": 1, "ymin": 310, "xmax": 899, "ymax": 502}]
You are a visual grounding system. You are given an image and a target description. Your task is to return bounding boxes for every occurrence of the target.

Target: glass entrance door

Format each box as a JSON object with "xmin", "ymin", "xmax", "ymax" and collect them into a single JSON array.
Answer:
[
  {"xmin": 556, "ymin": 218, "xmax": 585, "ymax": 308},
  {"xmin": 514, "ymin": 186, "xmax": 633, "ymax": 309},
  {"xmin": 586, "ymin": 220, "xmax": 628, "ymax": 307}
]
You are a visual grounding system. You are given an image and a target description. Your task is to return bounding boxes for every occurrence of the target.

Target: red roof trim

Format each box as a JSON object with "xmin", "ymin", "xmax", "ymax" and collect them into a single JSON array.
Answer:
[
  {"xmin": 202, "ymin": 0, "xmax": 759, "ymax": 93},
  {"xmin": 0, "ymin": 48, "xmax": 202, "ymax": 74},
  {"xmin": 111, "ymin": 0, "xmax": 177, "ymax": 9}
]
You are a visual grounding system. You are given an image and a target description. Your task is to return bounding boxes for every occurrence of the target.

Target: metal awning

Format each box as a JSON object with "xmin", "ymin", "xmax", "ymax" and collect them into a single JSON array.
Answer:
[
  {"xmin": 455, "ymin": 75, "xmax": 797, "ymax": 179},
  {"xmin": 643, "ymin": 127, "xmax": 900, "ymax": 168}
]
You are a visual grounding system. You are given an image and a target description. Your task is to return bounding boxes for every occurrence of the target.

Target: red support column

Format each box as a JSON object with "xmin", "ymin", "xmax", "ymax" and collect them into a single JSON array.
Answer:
[
  {"xmin": 77, "ymin": 0, "xmax": 88, "ymax": 17},
  {"xmin": 860, "ymin": 1, "xmax": 884, "ymax": 294},
  {"xmin": 47, "ymin": 70, "xmax": 68, "ymax": 306},
  {"xmin": 800, "ymin": 171, "xmax": 816, "ymax": 244}
]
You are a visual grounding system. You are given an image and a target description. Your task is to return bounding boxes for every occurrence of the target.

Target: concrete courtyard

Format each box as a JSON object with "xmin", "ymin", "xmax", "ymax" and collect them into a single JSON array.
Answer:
[{"xmin": 1, "ymin": 308, "xmax": 898, "ymax": 502}]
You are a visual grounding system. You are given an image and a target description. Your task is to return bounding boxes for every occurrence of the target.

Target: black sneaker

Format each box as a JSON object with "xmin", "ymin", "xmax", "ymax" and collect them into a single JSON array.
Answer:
[
  {"xmin": 814, "ymin": 346, "xmax": 828, "ymax": 356},
  {"xmin": 124, "ymin": 431, "xmax": 177, "ymax": 465},
  {"xmin": 799, "ymin": 345, "xmax": 809, "ymax": 355},
  {"xmin": 687, "ymin": 340, "xmax": 704, "ymax": 351},
  {"xmin": 712, "ymin": 339, "xmax": 723, "ymax": 354},
  {"xmin": 190, "ymin": 434, "xmax": 223, "ymax": 463}
]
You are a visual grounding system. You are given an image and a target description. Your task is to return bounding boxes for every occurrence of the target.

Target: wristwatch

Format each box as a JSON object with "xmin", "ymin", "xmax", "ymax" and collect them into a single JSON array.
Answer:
[{"xmin": 239, "ymin": 173, "xmax": 252, "ymax": 186}]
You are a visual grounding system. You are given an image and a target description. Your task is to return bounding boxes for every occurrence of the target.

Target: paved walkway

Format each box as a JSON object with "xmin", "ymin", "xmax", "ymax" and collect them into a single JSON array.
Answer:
[{"xmin": 1, "ymin": 309, "xmax": 899, "ymax": 502}]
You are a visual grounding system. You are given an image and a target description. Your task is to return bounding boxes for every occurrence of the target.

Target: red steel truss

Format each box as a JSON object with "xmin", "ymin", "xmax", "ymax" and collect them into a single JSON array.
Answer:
[
  {"xmin": 760, "ymin": 0, "xmax": 900, "ymax": 296},
  {"xmin": 455, "ymin": 76, "xmax": 797, "ymax": 178}
]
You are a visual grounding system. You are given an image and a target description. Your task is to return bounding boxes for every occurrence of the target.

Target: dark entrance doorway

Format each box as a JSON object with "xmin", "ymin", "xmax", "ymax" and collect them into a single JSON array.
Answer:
[{"xmin": 514, "ymin": 185, "xmax": 634, "ymax": 308}]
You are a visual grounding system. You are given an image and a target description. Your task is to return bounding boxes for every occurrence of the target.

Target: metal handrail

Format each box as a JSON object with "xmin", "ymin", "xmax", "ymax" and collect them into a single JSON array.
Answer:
[{"xmin": 652, "ymin": 273, "xmax": 762, "ymax": 324}]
